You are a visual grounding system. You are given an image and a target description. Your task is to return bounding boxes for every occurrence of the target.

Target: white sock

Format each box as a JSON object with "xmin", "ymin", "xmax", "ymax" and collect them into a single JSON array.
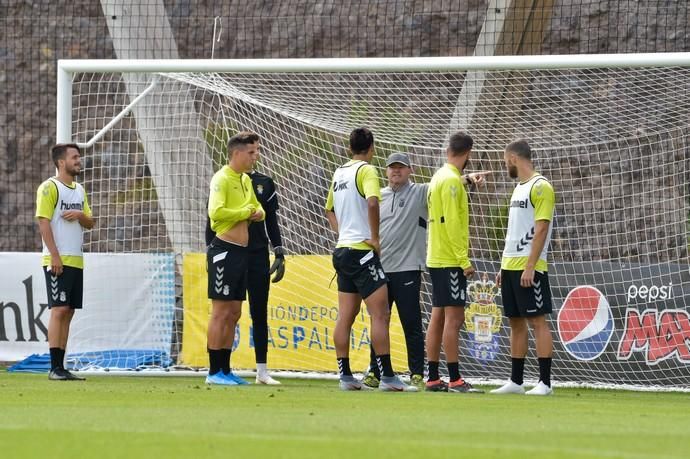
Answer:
[{"xmin": 257, "ymin": 363, "xmax": 268, "ymax": 377}]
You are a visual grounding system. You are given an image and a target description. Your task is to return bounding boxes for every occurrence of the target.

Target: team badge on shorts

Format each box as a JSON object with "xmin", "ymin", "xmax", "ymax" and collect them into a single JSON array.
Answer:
[{"xmin": 464, "ymin": 273, "xmax": 503, "ymax": 362}]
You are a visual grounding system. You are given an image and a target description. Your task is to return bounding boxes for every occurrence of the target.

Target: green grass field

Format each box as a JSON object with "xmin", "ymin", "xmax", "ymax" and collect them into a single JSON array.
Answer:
[{"xmin": 1, "ymin": 371, "xmax": 688, "ymax": 459}]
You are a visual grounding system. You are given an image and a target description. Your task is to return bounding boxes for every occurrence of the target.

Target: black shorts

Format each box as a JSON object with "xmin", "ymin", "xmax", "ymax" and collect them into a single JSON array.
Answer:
[
  {"xmin": 207, "ymin": 238, "xmax": 249, "ymax": 301},
  {"xmin": 332, "ymin": 247, "xmax": 387, "ymax": 299},
  {"xmin": 43, "ymin": 266, "xmax": 83, "ymax": 309},
  {"xmin": 428, "ymin": 267, "xmax": 467, "ymax": 307},
  {"xmin": 501, "ymin": 269, "xmax": 553, "ymax": 317}
]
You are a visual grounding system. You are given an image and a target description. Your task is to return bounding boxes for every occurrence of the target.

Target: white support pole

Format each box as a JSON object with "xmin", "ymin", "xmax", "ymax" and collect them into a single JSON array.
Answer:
[
  {"xmin": 450, "ymin": 0, "xmax": 512, "ymax": 135},
  {"xmin": 56, "ymin": 66, "xmax": 73, "ymax": 143},
  {"xmin": 77, "ymin": 78, "xmax": 159, "ymax": 149}
]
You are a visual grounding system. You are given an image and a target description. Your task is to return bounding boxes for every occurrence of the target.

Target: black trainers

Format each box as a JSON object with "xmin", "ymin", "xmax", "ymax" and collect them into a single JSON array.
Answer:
[
  {"xmin": 48, "ymin": 368, "xmax": 85, "ymax": 381},
  {"xmin": 64, "ymin": 370, "xmax": 86, "ymax": 381},
  {"xmin": 448, "ymin": 379, "xmax": 484, "ymax": 393},
  {"xmin": 48, "ymin": 368, "xmax": 71, "ymax": 381},
  {"xmin": 425, "ymin": 379, "xmax": 448, "ymax": 392}
]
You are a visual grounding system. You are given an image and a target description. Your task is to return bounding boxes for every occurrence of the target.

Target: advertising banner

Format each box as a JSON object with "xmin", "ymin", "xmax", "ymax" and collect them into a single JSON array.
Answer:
[
  {"xmin": 467, "ymin": 260, "xmax": 690, "ymax": 386},
  {"xmin": 181, "ymin": 253, "xmax": 409, "ymax": 372},
  {"xmin": 0, "ymin": 252, "xmax": 175, "ymax": 362}
]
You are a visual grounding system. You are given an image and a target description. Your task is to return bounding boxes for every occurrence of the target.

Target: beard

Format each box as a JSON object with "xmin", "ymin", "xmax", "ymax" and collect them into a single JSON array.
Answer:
[
  {"xmin": 66, "ymin": 165, "xmax": 81, "ymax": 177},
  {"xmin": 508, "ymin": 165, "xmax": 518, "ymax": 178}
]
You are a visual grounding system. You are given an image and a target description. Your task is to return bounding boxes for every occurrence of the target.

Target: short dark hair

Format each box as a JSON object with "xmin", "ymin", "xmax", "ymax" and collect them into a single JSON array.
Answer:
[
  {"xmin": 51, "ymin": 143, "xmax": 81, "ymax": 167},
  {"xmin": 349, "ymin": 127, "xmax": 374, "ymax": 155},
  {"xmin": 506, "ymin": 139, "xmax": 531, "ymax": 160},
  {"xmin": 448, "ymin": 131, "xmax": 473, "ymax": 156},
  {"xmin": 227, "ymin": 131, "xmax": 259, "ymax": 154}
]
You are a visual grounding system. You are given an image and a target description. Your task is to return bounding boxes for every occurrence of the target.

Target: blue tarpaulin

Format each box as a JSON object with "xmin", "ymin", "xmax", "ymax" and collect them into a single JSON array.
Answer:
[{"xmin": 7, "ymin": 350, "xmax": 172, "ymax": 372}]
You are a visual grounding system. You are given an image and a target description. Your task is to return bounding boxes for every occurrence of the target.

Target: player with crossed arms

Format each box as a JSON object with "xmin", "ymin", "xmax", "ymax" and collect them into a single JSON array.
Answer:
[
  {"xmin": 36, "ymin": 143, "xmax": 94, "ymax": 381},
  {"xmin": 205, "ymin": 132, "xmax": 265, "ymax": 386}
]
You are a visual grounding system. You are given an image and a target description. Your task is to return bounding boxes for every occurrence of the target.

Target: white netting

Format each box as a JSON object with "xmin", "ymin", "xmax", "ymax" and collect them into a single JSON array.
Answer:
[{"xmin": 68, "ymin": 61, "xmax": 690, "ymax": 388}]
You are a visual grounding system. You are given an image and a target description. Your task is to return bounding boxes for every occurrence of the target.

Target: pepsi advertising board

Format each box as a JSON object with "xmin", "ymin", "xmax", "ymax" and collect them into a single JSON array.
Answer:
[
  {"xmin": 455, "ymin": 260, "xmax": 690, "ymax": 387},
  {"xmin": 557, "ymin": 285, "xmax": 614, "ymax": 361}
]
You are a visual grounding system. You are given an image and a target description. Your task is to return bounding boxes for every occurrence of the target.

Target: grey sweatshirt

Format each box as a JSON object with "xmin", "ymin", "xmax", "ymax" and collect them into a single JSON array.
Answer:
[{"xmin": 379, "ymin": 181, "xmax": 429, "ymax": 273}]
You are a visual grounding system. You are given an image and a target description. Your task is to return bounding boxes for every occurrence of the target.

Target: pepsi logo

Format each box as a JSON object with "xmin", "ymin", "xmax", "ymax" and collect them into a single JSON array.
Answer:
[{"xmin": 557, "ymin": 286, "xmax": 614, "ymax": 361}]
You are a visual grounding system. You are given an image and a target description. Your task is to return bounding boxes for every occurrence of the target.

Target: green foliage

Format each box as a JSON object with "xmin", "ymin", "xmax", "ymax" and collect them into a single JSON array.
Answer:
[
  {"xmin": 272, "ymin": 128, "xmax": 338, "ymax": 182},
  {"xmin": 348, "ymin": 98, "xmax": 369, "ymax": 127},
  {"xmin": 114, "ymin": 177, "xmax": 157, "ymax": 204},
  {"xmin": 304, "ymin": 127, "xmax": 340, "ymax": 167},
  {"xmin": 347, "ymin": 98, "xmax": 422, "ymax": 146},
  {"xmin": 365, "ymin": 103, "xmax": 425, "ymax": 177},
  {"xmin": 379, "ymin": 104, "xmax": 422, "ymax": 145},
  {"xmin": 412, "ymin": 165, "xmax": 434, "ymax": 182},
  {"xmin": 204, "ymin": 121, "xmax": 239, "ymax": 169},
  {"xmin": 488, "ymin": 200, "xmax": 510, "ymax": 255}
]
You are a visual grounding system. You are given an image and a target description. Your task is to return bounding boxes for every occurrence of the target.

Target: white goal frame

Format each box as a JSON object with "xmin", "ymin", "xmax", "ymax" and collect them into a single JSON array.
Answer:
[{"xmin": 55, "ymin": 53, "xmax": 690, "ymax": 390}]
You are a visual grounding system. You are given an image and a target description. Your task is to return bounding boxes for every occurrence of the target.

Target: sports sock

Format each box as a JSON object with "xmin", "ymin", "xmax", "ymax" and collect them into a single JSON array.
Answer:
[
  {"xmin": 207, "ymin": 348, "xmax": 223, "ymax": 376},
  {"xmin": 57, "ymin": 348, "xmax": 66, "ymax": 370},
  {"xmin": 538, "ymin": 357, "xmax": 552, "ymax": 387},
  {"xmin": 257, "ymin": 362, "xmax": 268, "ymax": 378},
  {"xmin": 337, "ymin": 357, "xmax": 352, "ymax": 377},
  {"xmin": 376, "ymin": 354, "xmax": 394, "ymax": 378},
  {"xmin": 447, "ymin": 362, "xmax": 460, "ymax": 382},
  {"xmin": 49, "ymin": 347, "xmax": 62, "ymax": 371},
  {"xmin": 511, "ymin": 357, "xmax": 525, "ymax": 385},
  {"xmin": 222, "ymin": 348, "xmax": 232, "ymax": 374},
  {"xmin": 428, "ymin": 361, "xmax": 440, "ymax": 381}
]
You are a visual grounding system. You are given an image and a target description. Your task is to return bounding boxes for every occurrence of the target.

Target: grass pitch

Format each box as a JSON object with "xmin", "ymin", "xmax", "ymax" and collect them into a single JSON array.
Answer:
[{"xmin": 0, "ymin": 371, "xmax": 688, "ymax": 459}]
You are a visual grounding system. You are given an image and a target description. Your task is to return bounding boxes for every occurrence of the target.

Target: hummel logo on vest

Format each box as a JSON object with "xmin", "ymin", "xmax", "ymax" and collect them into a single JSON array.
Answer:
[
  {"xmin": 516, "ymin": 227, "xmax": 535, "ymax": 252},
  {"xmin": 510, "ymin": 199, "xmax": 528, "ymax": 208},
  {"xmin": 60, "ymin": 201, "xmax": 83, "ymax": 211}
]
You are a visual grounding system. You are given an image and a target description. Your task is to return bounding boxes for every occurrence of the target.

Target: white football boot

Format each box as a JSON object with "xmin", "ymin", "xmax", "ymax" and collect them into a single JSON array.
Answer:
[
  {"xmin": 525, "ymin": 381, "xmax": 553, "ymax": 396},
  {"xmin": 490, "ymin": 380, "xmax": 525, "ymax": 394},
  {"xmin": 256, "ymin": 373, "xmax": 281, "ymax": 385}
]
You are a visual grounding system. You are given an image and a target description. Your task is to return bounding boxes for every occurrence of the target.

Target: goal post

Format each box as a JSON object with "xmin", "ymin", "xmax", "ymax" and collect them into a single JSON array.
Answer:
[{"xmin": 56, "ymin": 54, "xmax": 690, "ymax": 389}]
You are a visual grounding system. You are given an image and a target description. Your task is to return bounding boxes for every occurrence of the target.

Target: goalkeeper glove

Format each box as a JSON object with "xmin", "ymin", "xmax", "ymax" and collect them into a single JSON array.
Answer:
[{"xmin": 269, "ymin": 246, "xmax": 286, "ymax": 283}]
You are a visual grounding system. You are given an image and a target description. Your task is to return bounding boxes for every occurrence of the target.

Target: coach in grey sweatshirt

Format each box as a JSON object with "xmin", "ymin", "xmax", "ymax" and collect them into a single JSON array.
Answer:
[{"xmin": 363, "ymin": 152, "xmax": 428, "ymax": 387}]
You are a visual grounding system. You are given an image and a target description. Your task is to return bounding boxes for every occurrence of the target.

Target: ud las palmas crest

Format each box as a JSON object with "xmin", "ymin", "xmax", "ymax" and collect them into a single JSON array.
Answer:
[{"xmin": 464, "ymin": 273, "xmax": 502, "ymax": 362}]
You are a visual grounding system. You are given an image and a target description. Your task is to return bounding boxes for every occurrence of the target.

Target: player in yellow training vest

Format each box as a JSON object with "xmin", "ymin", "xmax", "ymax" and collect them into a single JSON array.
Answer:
[
  {"xmin": 325, "ymin": 127, "xmax": 415, "ymax": 392},
  {"xmin": 36, "ymin": 143, "xmax": 94, "ymax": 381},
  {"xmin": 425, "ymin": 131, "xmax": 483, "ymax": 393},
  {"xmin": 491, "ymin": 139, "xmax": 556, "ymax": 396},
  {"xmin": 205, "ymin": 132, "xmax": 265, "ymax": 386}
]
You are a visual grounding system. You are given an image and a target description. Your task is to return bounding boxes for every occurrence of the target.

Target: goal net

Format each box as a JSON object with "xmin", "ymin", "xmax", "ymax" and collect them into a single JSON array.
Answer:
[{"xmin": 59, "ymin": 55, "xmax": 690, "ymax": 389}]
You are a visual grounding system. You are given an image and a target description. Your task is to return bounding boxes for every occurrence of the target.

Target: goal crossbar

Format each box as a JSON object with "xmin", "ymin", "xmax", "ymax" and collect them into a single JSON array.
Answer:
[
  {"xmin": 58, "ymin": 52, "xmax": 690, "ymax": 74},
  {"xmin": 56, "ymin": 52, "xmax": 690, "ymax": 143}
]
